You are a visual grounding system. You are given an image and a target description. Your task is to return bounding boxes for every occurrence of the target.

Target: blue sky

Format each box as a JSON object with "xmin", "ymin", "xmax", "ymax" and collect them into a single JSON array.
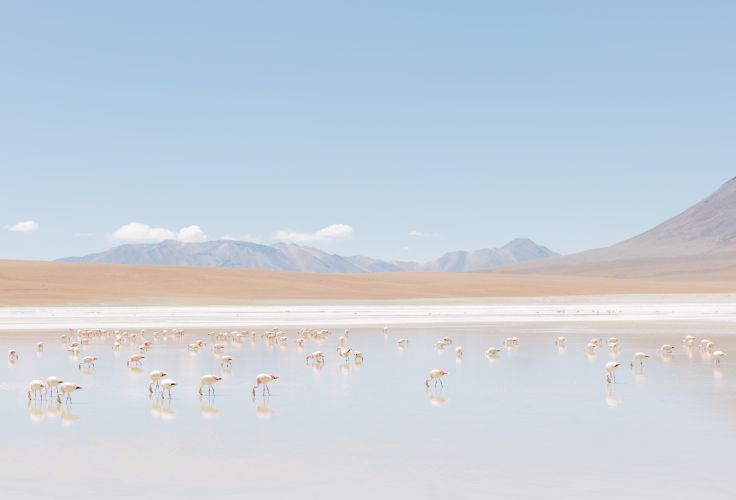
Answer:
[{"xmin": 1, "ymin": 2, "xmax": 735, "ymax": 261}]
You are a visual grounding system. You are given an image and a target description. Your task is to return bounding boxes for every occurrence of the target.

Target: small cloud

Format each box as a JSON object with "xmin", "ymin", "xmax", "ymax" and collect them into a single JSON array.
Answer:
[
  {"xmin": 7, "ymin": 220, "xmax": 39, "ymax": 233},
  {"xmin": 276, "ymin": 224, "xmax": 353, "ymax": 243},
  {"xmin": 176, "ymin": 225, "xmax": 207, "ymax": 243},
  {"xmin": 111, "ymin": 222, "xmax": 207, "ymax": 243},
  {"xmin": 408, "ymin": 230, "xmax": 437, "ymax": 237}
]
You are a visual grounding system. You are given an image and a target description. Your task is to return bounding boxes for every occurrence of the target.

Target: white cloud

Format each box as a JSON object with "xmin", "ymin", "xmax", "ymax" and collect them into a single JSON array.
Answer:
[
  {"xmin": 112, "ymin": 222, "xmax": 174, "ymax": 242},
  {"xmin": 408, "ymin": 230, "xmax": 437, "ymax": 237},
  {"xmin": 7, "ymin": 220, "xmax": 39, "ymax": 233},
  {"xmin": 176, "ymin": 225, "xmax": 207, "ymax": 243},
  {"xmin": 276, "ymin": 223, "xmax": 353, "ymax": 243},
  {"xmin": 111, "ymin": 222, "xmax": 207, "ymax": 243}
]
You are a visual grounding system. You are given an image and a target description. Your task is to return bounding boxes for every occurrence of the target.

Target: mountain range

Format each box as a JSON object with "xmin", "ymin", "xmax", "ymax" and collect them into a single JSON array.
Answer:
[
  {"xmin": 58, "ymin": 238, "xmax": 558, "ymax": 273},
  {"xmin": 500, "ymin": 176, "xmax": 736, "ymax": 279}
]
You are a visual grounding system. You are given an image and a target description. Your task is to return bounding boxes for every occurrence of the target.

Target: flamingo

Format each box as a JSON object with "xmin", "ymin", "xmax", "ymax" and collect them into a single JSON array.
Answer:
[
  {"xmin": 78, "ymin": 355, "xmax": 97, "ymax": 370},
  {"xmin": 397, "ymin": 338, "xmax": 409, "ymax": 346},
  {"xmin": 160, "ymin": 379, "xmax": 177, "ymax": 398},
  {"xmin": 28, "ymin": 380, "xmax": 47, "ymax": 400},
  {"xmin": 605, "ymin": 362, "xmax": 621, "ymax": 383},
  {"xmin": 425, "ymin": 369, "xmax": 448, "ymax": 388},
  {"xmin": 127, "ymin": 354, "xmax": 145, "ymax": 367},
  {"xmin": 713, "ymin": 350, "xmax": 726, "ymax": 367},
  {"xmin": 434, "ymin": 340, "xmax": 449, "ymax": 350},
  {"xmin": 220, "ymin": 355, "xmax": 233, "ymax": 368},
  {"xmin": 251, "ymin": 374, "xmax": 279, "ymax": 397},
  {"xmin": 198, "ymin": 374, "xmax": 222, "ymax": 396},
  {"xmin": 305, "ymin": 351, "xmax": 325, "ymax": 363},
  {"xmin": 630, "ymin": 352, "xmax": 649, "ymax": 369},
  {"xmin": 148, "ymin": 370, "xmax": 168, "ymax": 393},
  {"xmin": 36, "ymin": 342, "xmax": 44, "ymax": 352},
  {"xmin": 337, "ymin": 347, "xmax": 352, "ymax": 362},
  {"xmin": 555, "ymin": 337, "xmax": 566, "ymax": 346},
  {"xmin": 455, "ymin": 346, "xmax": 463, "ymax": 358},
  {"xmin": 8, "ymin": 349, "xmax": 18, "ymax": 361},
  {"xmin": 658, "ymin": 344, "xmax": 675, "ymax": 355},
  {"xmin": 354, "ymin": 351, "xmax": 364, "ymax": 363},
  {"xmin": 56, "ymin": 382, "xmax": 82, "ymax": 404},
  {"xmin": 486, "ymin": 347, "xmax": 501, "ymax": 357},
  {"xmin": 504, "ymin": 337, "xmax": 519, "ymax": 348},
  {"xmin": 46, "ymin": 376, "xmax": 63, "ymax": 395}
]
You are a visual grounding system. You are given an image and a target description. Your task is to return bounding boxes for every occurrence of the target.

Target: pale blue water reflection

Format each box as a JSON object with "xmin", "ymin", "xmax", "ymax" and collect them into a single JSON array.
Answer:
[{"xmin": 1, "ymin": 323, "xmax": 735, "ymax": 499}]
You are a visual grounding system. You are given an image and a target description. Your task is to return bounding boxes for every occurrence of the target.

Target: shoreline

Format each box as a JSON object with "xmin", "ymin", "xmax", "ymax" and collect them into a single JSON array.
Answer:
[{"xmin": 1, "ymin": 293, "xmax": 735, "ymax": 331}]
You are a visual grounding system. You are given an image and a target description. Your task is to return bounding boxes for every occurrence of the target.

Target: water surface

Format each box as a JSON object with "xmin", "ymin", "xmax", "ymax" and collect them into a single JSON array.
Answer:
[{"xmin": 1, "ymin": 321, "xmax": 734, "ymax": 499}]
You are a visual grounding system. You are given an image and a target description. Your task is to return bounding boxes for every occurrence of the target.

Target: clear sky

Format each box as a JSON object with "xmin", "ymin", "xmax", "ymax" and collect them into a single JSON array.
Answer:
[{"xmin": 1, "ymin": 2, "xmax": 735, "ymax": 261}]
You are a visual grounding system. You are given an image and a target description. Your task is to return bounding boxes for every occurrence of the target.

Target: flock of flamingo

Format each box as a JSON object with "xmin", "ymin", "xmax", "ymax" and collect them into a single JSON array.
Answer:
[{"xmin": 11, "ymin": 326, "xmax": 728, "ymax": 407}]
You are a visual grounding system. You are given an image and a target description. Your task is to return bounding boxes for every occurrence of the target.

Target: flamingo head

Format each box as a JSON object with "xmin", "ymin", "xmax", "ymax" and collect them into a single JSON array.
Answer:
[
  {"xmin": 270, "ymin": 375, "xmax": 280, "ymax": 380},
  {"xmin": 75, "ymin": 385, "xmax": 83, "ymax": 390},
  {"xmin": 440, "ymin": 370, "xmax": 449, "ymax": 376},
  {"xmin": 214, "ymin": 376, "xmax": 222, "ymax": 381}
]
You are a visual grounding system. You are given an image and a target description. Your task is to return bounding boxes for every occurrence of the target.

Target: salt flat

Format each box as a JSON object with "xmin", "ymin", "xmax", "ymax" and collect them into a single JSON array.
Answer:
[{"xmin": 1, "ymin": 294, "xmax": 735, "ymax": 331}]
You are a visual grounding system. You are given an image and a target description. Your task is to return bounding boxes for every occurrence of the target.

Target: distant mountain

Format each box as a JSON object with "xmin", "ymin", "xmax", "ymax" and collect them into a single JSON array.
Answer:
[
  {"xmin": 500, "ymin": 177, "xmax": 736, "ymax": 278},
  {"xmin": 422, "ymin": 238, "xmax": 558, "ymax": 272},
  {"xmin": 58, "ymin": 238, "xmax": 557, "ymax": 273}
]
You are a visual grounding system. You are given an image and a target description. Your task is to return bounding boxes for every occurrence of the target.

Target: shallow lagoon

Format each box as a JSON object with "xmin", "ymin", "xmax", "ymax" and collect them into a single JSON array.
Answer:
[{"xmin": 1, "ymin": 319, "xmax": 735, "ymax": 499}]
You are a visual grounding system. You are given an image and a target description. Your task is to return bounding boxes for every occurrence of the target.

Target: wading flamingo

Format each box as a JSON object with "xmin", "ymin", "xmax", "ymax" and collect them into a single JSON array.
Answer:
[
  {"xmin": 425, "ymin": 369, "xmax": 448, "ymax": 388},
  {"xmin": 56, "ymin": 382, "xmax": 82, "ymax": 404},
  {"xmin": 251, "ymin": 373, "xmax": 279, "ymax": 397},
  {"xmin": 198, "ymin": 374, "xmax": 222, "ymax": 396},
  {"xmin": 28, "ymin": 380, "xmax": 47, "ymax": 400},
  {"xmin": 78, "ymin": 355, "xmax": 97, "ymax": 370},
  {"xmin": 713, "ymin": 350, "xmax": 726, "ymax": 367},
  {"xmin": 148, "ymin": 370, "xmax": 168, "ymax": 393},
  {"xmin": 630, "ymin": 352, "xmax": 649, "ymax": 369},
  {"xmin": 605, "ymin": 362, "xmax": 621, "ymax": 384},
  {"xmin": 46, "ymin": 376, "xmax": 63, "ymax": 395},
  {"xmin": 306, "ymin": 351, "xmax": 325, "ymax": 363},
  {"xmin": 160, "ymin": 379, "xmax": 177, "ymax": 398},
  {"xmin": 127, "ymin": 354, "xmax": 145, "ymax": 367}
]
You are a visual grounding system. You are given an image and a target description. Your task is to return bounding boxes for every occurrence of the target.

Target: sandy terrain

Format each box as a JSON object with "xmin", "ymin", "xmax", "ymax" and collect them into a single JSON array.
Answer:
[
  {"xmin": 498, "ymin": 250, "xmax": 736, "ymax": 282},
  {"xmin": 0, "ymin": 259, "xmax": 734, "ymax": 306}
]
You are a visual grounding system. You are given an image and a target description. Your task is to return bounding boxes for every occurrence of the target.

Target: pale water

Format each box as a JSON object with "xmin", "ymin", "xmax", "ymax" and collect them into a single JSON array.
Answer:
[{"xmin": 1, "ymin": 316, "xmax": 735, "ymax": 499}]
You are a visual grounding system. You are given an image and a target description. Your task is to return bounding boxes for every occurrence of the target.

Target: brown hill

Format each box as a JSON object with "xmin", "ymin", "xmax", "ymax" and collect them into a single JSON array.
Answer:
[{"xmin": 0, "ymin": 260, "xmax": 731, "ymax": 306}]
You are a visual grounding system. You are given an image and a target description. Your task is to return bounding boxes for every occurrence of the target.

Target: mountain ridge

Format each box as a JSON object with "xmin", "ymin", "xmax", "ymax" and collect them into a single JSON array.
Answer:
[
  {"xmin": 498, "ymin": 177, "xmax": 736, "ymax": 277},
  {"xmin": 58, "ymin": 238, "xmax": 558, "ymax": 273}
]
